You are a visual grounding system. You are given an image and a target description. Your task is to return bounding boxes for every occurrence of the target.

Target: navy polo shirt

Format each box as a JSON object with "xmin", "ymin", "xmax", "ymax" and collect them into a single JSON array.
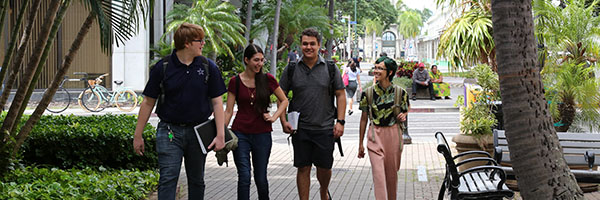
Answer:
[{"xmin": 143, "ymin": 51, "xmax": 226, "ymax": 124}]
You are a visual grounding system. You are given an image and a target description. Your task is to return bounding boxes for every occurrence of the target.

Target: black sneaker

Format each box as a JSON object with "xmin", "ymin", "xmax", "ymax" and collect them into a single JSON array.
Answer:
[
  {"xmin": 445, "ymin": 96, "xmax": 452, "ymax": 99},
  {"xmin": 430, "ymin": 97, "xmax": 436, "ymax": 101},
  {"xmin": 412, "ymin": 96, "xmax": 417, "ymax": 101}
]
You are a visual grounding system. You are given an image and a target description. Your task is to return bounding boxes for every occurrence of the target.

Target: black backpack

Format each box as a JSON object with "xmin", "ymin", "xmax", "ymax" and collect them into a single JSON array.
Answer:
[{"xmin": 156, "ymin": 55, "xmax": 211, "ymax": 113}]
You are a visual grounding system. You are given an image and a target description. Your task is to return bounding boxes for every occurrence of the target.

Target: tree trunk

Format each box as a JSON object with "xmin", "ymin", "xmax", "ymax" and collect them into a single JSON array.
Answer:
[
  {"xmin": 0, "ymin": 0, "xmax": 9, "ymax": 39},
  {"xmin": 13, "ymin": 12, "xmax": 95, "ymax": 154},
  {"xmin": 325, "ymin": 0, "xmax": 334, "ymax": 60},
  {"xmin": 0, "ymin": 1, "xmax": 36, "ymax": 100},
  {"xmin": 11, "ymin": 0, "xmax": 72, "ymax": 135},
  {"xmin": 270, "ymin": 0, "xmax": 281, "ymax": 77},
  {"xmin": 244, "ymin": 0, "xmax": 253, "ymax": 43},
  {"xmin": 0, "ymin": 0, "xmax": 63, "ymax": 138},
  {"xmin": 491, "ymin": 0, "xmax": 584, "ymax": 198}
]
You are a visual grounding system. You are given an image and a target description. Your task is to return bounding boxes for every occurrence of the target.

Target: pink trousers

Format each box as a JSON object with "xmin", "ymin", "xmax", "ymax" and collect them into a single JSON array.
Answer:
[{"xmin": 367, "ymin": 124, "xmax": 403, "ymax": 200}]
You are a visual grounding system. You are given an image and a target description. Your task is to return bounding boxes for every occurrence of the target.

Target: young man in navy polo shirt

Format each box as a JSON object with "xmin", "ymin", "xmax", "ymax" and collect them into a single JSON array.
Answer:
[
  {"xmin": 279, "ymin": 28, "xmax": 346, "ymax": 200},
  {"xmin": 133, "ymin": 23, "xmax": 227, "ymax": 200}
]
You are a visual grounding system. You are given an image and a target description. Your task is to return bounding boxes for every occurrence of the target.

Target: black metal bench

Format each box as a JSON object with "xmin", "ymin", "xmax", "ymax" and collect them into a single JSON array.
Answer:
[
  {"xmin": 494, "ymin": 129, "xmax": 600, "ymax": 185},
  {"xmin": 436, "ymin": 132, "xmax": 515, "ymax": 200}
]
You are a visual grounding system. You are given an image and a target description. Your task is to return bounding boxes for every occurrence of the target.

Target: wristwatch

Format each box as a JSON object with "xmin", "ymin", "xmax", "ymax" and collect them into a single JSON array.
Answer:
[{"xmin": 336, "ymin": 119, "xmax": 345, "ymax": 126}]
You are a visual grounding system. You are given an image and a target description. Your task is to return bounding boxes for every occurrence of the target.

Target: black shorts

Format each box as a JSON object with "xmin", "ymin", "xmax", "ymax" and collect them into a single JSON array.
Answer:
[{"xmin": 292, "ymin": 128, "xmax": 335, "ymax": 169}]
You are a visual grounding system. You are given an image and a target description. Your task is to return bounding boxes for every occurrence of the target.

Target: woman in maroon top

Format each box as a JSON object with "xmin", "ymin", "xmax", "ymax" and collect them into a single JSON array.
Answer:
[{"xmin": 224, "ymin": 44, "xmax": 289, "ymax": 200}]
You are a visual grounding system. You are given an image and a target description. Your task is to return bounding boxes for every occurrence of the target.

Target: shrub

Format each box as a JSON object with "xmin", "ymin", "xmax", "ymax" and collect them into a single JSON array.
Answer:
[
  {"xmin": 0, "ymin": 167, "xmax": 158, "ymax": 200},
  {"xmin": 19, "ymin": 114, "xmax": 157, "ymax": 170}
]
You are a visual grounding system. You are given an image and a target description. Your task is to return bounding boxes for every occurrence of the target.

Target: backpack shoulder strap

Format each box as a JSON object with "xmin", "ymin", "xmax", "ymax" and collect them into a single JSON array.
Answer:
[
  {"xmin": 393, "ymin": 85, "xmax": 404, "ymax": 117},
  {"xmin": 286, "ymin": 61, "xmax": 296, "ymax": 90},
  {"xmin": 326, "ymin": 61, "xmax": 338, "ymax": 96},
  {"xmin": 235, "ymin": 75, "xmax": 241, "ymax": 101},
  {"xmin": 157, "ymin": 55, "xmax": 170, "ymax": 113},
  {"xmin": 366, "ymin": 86, "xmax": 375, "ymax": 121},
  {"xmin": 200, "ymin": 56, "xmax": 210, "ymax": 84}
]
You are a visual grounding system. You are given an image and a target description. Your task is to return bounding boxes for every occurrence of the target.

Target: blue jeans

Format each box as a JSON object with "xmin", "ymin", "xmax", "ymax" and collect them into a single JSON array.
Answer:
[
  {"xmin": 233, "ymin": 131, "xmax": 272, "ymax": 200},
  {"xmin": 156, "ymin": 122, "xmax": 206, "ymax": 200}
]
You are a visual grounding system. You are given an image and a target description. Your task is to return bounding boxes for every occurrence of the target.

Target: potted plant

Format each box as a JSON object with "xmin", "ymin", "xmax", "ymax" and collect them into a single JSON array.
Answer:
[{"xmin": 453, "ymin": 64, "xmax": 500, "ymax": 171}]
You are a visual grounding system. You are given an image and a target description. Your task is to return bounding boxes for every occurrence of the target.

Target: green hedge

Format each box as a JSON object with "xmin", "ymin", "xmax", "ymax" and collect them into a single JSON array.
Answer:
[
  {"xmin": 19, "ymin": 114, "xmax": 157, "ymax": 170},
  {"xmin": 0, "ymin": 167, "xmax": 158, "ymax": 200}
]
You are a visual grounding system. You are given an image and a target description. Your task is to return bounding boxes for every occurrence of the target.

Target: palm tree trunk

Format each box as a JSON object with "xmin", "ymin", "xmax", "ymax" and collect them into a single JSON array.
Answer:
[
  {"xmin": 11, "ymin": 0, "xmax": 72, "ymax": 135},
  {"xmin": 244, "ymin": 0, "xmax": 253, "ymax": 43},
  {"xmin": 0, "ymin": 1, "xmax": 36, "ymax": 96},
  {"xmin": 0, "ymin": 0, "xmax": 65, "ymax": 137},
  {"xmin": 491, "ymin": 0, "xmax": 584, "ymax": 198},
  {"xmin": 13, "ymin": 12, "xmax": 96, "ymax": 154},
  {"xmin": 325, "ymin": 0, "xmax": 334, "ymax": 60},
  {"xmin": 0, "ymin": 0, "xmax": 9, "ymax": 38},
  {"xmin": 270, "ymin": 0, "xmax": 282, "ymax": 76}
]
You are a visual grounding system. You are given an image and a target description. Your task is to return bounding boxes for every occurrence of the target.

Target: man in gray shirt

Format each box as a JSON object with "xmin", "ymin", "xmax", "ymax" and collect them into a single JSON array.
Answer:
[
  {"xmin": 412, "ymin": 62, "xmax": 436, "ymax": 101},
  {"xmin": 279, "ymin": 28, "xmax": 346, "ymax": 200}
]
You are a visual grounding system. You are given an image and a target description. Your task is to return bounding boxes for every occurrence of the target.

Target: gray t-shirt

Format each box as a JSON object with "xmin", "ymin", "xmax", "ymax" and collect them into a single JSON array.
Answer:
[
  {"xmin": 280, "ymin": 56, "xmax": 345, "ymax": 131},
  {"xmin": 412, "ymin": 69, "xmax": 431, "ymax": 84}
]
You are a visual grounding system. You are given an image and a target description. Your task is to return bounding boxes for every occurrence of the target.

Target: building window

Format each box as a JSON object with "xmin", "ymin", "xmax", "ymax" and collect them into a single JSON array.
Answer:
[{"xmin": 382, "ymin": 32, "xmax": 396, "ymax": 41}]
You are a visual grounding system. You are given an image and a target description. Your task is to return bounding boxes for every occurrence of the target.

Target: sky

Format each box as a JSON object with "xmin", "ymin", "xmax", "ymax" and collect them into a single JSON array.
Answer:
[{"xmin": 404, "ymin": 0, "xmax": 438, "ymax": 11}]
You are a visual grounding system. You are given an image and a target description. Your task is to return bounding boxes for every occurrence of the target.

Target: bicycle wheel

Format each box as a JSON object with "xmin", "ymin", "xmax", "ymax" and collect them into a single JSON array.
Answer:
[
  {"xmin": 115, "ymin": 90, "xmax": 138, "ymax": 112},
  {"xmin": 78, "ymin": 88, "xmax": 105, "ymax": 112},
  {"xmin": 45, "ymin": 87, "xmax": 70, "ymax": 113}
]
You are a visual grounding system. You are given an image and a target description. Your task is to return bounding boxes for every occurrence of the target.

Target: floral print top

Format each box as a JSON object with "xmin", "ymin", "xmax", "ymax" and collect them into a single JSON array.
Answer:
[{"xmin": 359, "ymin": 84, "xmax": 410, "ymax": 126}]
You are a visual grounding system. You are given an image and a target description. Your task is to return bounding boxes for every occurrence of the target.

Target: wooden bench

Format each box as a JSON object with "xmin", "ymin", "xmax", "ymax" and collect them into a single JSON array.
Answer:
[
  {"xmin": 436, "ymin": 132, "xmax": 515, "ymax": 200},
  {"xmin": 493, "ymin": 129, "xmax": 600, "ymax": 190}
]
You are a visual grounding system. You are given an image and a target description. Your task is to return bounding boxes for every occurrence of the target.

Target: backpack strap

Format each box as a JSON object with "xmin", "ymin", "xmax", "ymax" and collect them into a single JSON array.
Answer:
[
  {"xmin": 199, "ymin": 56, "xmax": 210, "ymax": 84},
  {"xmin": 365, "ymin": 86, "xmax": 376, "ymax": 142},
  {"xmin": 156, "ymin": 55, "xmax": 171, "ymax": 113},
  {"xmin": 235, "ymin": 75, "xmax": 241, "ymax": 101},
  {"xmin": 326, "ymin": 60, "xmax": 338, "ymax": 119},
  {"xmin": 285, "ymin": 61, "xmax": 297, "ymax": 95}
]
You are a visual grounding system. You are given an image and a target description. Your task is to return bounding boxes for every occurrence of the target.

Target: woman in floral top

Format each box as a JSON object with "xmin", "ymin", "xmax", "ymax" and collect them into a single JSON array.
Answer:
[{"xmin": 358, "ymin": 56, "xmax": 409, "ymax": 200}]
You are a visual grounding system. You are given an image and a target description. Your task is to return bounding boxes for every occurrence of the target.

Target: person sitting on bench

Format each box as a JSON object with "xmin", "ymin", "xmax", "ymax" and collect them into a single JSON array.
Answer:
[
  {"xmin": 429, "ymin": 65, "xmax": 451, "ymax": 99},
  {"xmin": 411, "ymin": 63, "xmax": 435, "ymax": 101}
]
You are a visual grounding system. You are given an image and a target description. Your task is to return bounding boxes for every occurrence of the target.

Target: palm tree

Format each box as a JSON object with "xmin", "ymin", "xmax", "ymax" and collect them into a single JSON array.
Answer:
[
  {"xmin": 245, "ymin": 0, "xmax": 254, "ymax": 43},
  {"xmin": 536, "ymin": 0, "xmax": 600, "ymax": 132},
  {"xmin": 0, "ymin": 0, "xmax": 150, "ymax": 176},
  {"xmin": 255, "ymin": 0, "xmax": 329, "ymax": 50},
  {"xmin": 436, "ymin": 0, "xmax": 495, "ymax": 71},
  {"xmin": 0, "ymin": 0, "xmax": 40, "ymax": 109},
  {"xmin": 165, "ymin": 0, "xmax": 246, "ymax": 60},
  {"xmin": 363, "ymin": 19, "xmax": 383, "ymax": 59},
  {"xmin": 491, "ymin": 0, "xmax": 583, "ymax": 198},
  {"xmin": 398, "ymin": 10, "xmax": 423, "ymax": 59},
  {"xmin": 270, "ymin": 0, "xmax": 282, "ymax": 75}
]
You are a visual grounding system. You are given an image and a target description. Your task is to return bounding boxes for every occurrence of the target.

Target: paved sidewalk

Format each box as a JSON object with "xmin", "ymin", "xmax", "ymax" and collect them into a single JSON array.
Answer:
[{"xmin": 176, "ymin": 141, "xmax": 446, "ymax": 200}]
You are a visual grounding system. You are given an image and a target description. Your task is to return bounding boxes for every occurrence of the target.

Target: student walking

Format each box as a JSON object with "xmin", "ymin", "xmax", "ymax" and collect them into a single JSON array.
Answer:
[
  {"xmin": 279, "ymin": 28, "xmax": 346, "ymax": 200},
  {"xmin": 358, "ymin": 56, "xmax": 409, "ymax": 200},
  {"xmin": 133, "ymin": 23, "xmax": 227, "ymax": 200},
  {"xmin": 343, "ymin": 57, "xmax": 362, "ymax": 115},
  {"xmin": 224, "ymin": 44, "xmax": 289, "ymax": 200}
]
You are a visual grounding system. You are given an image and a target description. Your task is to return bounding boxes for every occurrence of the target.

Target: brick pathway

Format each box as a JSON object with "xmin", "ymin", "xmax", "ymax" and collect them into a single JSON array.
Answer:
[
  {"xmin": 165, "ymin": 141, "xmax": 446, "ymax": 200},
  {"xmin": 149, "ymin": 140, "xmax": 600, "ymax": 200}
]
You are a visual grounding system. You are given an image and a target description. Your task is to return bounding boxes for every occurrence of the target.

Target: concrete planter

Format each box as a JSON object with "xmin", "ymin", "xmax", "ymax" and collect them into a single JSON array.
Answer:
[{"xmin": 451, "ymin": 133, "xmax": 494, "ymax": 172}]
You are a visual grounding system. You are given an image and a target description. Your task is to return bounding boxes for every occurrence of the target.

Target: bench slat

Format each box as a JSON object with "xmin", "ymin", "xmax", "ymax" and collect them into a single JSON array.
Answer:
[
  {"xmin": 498, "ymin": 152, "xmax": 600, "ymax": 166},
  {"xmin": 496, "ymin": 140, "xmax": 600, "ymax": 149},
  {"xmin": 496, "ymin": 130, "xmax": 600, "ymax": 142},
  {"xmin": 476, "ymin": 171, "xmax": 496, "ymax": 191},
  {"xmin": 458, "ymin": 176, "xmax": 469, "ymax": 192}
]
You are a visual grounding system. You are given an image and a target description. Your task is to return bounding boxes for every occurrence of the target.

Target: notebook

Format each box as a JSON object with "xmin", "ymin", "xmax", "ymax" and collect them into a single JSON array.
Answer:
[{"xmin": 193, "ymin": 118, "xmax": 234, "ymax": 154}]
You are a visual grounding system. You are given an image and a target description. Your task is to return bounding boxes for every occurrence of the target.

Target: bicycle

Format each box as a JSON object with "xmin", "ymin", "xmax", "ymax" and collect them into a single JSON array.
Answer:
[
  {"xmin": 45, "ymin": 74, "xmax": 87, "ymax": 113},
  {"xmin": 78, "ymin": 73, "xmax": 138, "ymax": 112}
]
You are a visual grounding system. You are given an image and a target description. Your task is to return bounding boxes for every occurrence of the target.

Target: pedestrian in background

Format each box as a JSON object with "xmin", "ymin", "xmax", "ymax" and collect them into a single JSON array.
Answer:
[
  {"xmin": 279, "ymin": 28, "xmax": 346, "ymax": 200},
  {"xmin": 133, "ymin": 23, "xmax": 227, "ymax": 200},
  {"xmin": 358, "ymin": 56, "xmax": 409, "ymax": 200},
  {"xmin": 411, "ymin": 63, "xmax": 436, "ymax": 101},
  {"xmin": 224, "ymin": 44, "xmax": 289, "ymax": 200},
  {"xmin": 343, "ymin": 57, "xmax": 362, "ymax": 115}
]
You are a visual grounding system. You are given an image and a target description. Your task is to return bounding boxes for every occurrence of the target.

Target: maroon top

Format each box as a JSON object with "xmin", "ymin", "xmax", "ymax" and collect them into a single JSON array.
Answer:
[{"xmin": 228, "ymin": 73, "xmax": 279, "ymax": 134}]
